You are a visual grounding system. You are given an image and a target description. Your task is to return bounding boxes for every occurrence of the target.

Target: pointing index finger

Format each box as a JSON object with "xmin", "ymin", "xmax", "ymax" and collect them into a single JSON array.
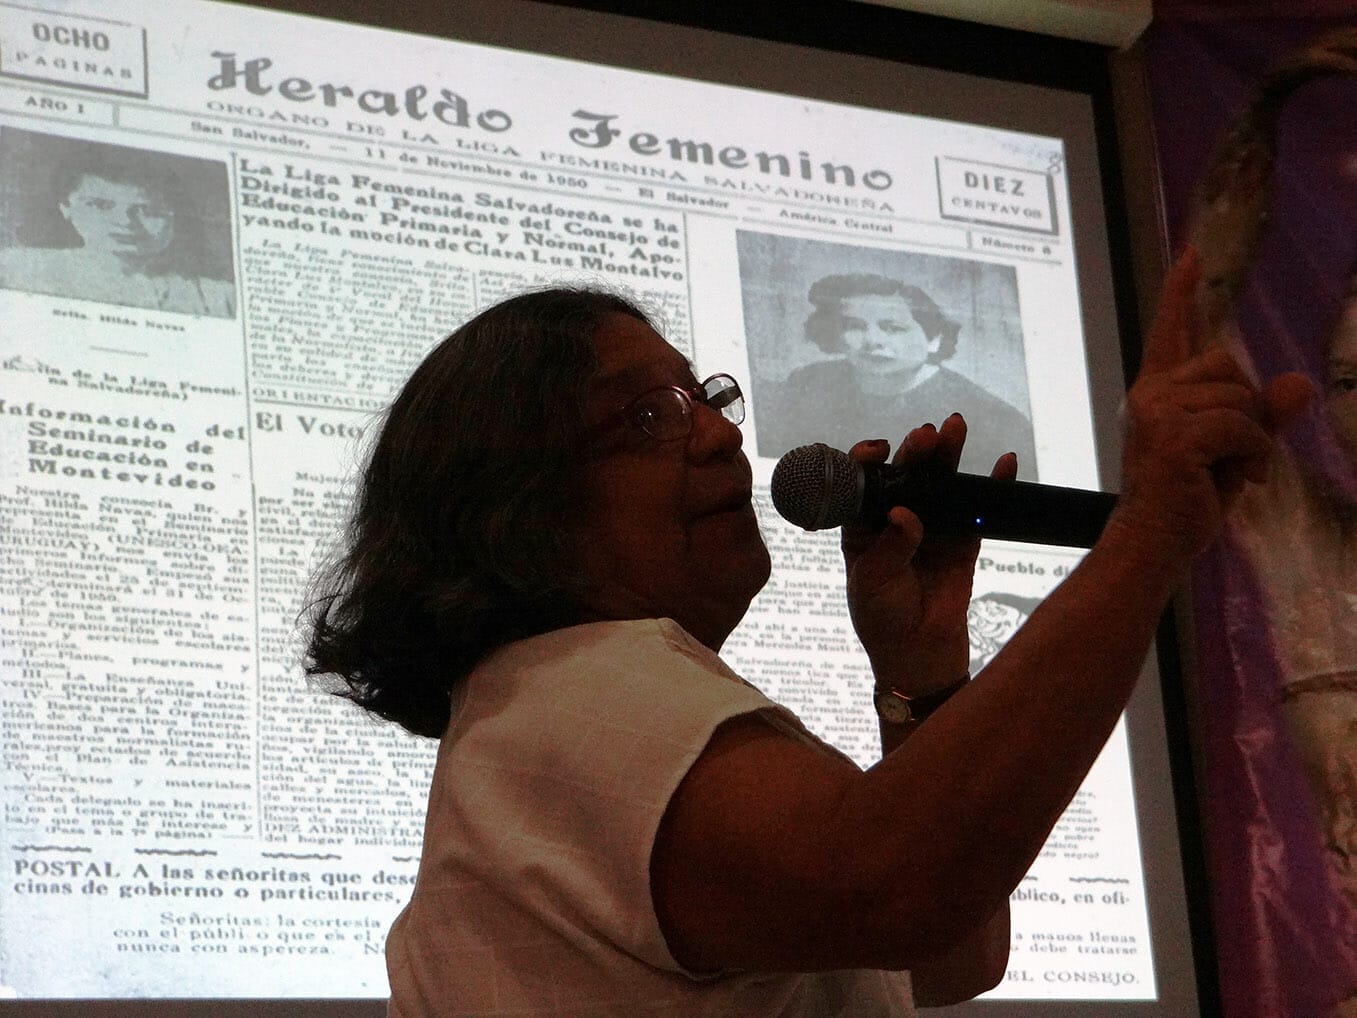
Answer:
[{"xmin": 1140, "ymin": 246, "xmax": 1206, "ymax": 376}]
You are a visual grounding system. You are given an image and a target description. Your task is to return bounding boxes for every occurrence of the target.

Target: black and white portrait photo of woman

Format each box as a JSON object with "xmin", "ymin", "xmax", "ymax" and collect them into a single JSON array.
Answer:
[
  {"xmin": 738, "ymin": 232, "xmax": 1037, "ymax": 479},
  {"xmin": 0, "ymin": 129, "xmax": 236, "ymax": 318}
]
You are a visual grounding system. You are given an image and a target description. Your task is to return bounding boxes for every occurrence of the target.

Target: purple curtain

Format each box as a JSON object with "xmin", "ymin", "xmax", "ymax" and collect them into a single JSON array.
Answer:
[{"xmin": 1147, "ymin": 14, "xmax": 1357, "ymax": 1018}]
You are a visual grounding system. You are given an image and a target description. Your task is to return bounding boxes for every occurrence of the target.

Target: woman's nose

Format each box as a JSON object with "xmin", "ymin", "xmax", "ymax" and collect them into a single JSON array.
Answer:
[{"xmin": 685, "ymin": 401, "xmax": 743, "ymax": 461}]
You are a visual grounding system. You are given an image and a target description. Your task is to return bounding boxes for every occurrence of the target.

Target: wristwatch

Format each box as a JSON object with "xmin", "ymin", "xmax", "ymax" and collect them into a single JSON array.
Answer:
[{"xmin": 873, "ymin": 673, "xmax": 970, "ymax": 724}]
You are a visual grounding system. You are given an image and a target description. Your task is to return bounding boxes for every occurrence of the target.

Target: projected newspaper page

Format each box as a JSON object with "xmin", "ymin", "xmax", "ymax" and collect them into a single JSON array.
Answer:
[{"xmin": 1, "ymin": 0, "xmax": 1150, "ymax": 1001}]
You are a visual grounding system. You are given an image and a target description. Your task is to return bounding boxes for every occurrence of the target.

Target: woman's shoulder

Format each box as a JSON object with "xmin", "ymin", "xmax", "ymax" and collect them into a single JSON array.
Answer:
[
  {"xmin": 923, "ymin": 369, "xmax": 1028, "ymax": 423},
  {"xmin": 0, "ymin": 247, "xmax": 103, "ymax": 301},
  {"xmin": 781, "ymin": 358, "xmax": 852, "ymax": 392},
  {"xmin": 471, "ymin": 619, "xmax": 716, "ymax": 686},
  {"xmin": 0, "ymin": 245, "xmax": 80, "ymax": 276},
  {"xmin": 452, "ymin": 619, "xmax": 779, "ymax": 752}
]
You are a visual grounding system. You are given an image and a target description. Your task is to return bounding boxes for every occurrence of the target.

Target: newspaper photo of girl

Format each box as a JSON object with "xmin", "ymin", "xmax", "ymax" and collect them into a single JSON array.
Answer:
[{"xmin": 0, "ymin": 129, "xmax": 236, "ymax": 318}]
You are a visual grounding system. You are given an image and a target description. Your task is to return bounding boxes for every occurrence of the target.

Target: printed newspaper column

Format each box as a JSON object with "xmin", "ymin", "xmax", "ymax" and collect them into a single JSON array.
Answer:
[
  {"xmin": 238, "ymin": 154, "xmax": 449, "ymax": 996},
  {"xmin": 240, "ymin": 154, "xmax": 460, "ymax": 857},
  {"xmin": 0, "ymin": 198, "xmax": 256, "ymax": 994},
  {"xmin": 238, "ymin": 155, "xmax": 478, "ymax": 414},
  {"xmin": 458, "ymin": 182, "xmax": 693, "ymax": 349},
  {"xmin": 969, "ymin": 545, "xmax": 1157, "ymax": 999},
  {"xmin": 725, "ymin": 509, "xmax": 880, "ymax": 767}
]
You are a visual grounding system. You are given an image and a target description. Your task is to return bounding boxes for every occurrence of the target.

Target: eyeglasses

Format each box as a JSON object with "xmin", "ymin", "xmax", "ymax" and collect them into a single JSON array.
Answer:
[{"xmin": 595, "ymin": 373, "xmax": 745, "ymax": 443}]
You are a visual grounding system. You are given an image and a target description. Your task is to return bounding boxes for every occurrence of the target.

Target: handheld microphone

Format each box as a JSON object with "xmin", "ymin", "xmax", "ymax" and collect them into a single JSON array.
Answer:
[{"xmin": 769, "ymin": 443, "xmax": 1116, "ymax": 548}]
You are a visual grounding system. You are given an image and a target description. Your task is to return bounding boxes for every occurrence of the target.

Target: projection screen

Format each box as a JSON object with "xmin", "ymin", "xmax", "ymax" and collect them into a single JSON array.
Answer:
[{"xmin": 0, "ymin": 1, "xmax": 1205, "ymax": 1014}]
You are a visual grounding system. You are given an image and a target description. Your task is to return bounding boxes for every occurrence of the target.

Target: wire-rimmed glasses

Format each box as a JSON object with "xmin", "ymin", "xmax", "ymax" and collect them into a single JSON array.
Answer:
[{"xmin": 595, "ymin": 373, "xmax": 745, "ymax": 443}]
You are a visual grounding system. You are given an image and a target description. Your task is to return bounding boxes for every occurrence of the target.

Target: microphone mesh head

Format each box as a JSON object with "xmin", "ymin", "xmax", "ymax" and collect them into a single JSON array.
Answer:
[{"xmin": 769, "ymin": 443, "xmax": 863, "ymax": 531}]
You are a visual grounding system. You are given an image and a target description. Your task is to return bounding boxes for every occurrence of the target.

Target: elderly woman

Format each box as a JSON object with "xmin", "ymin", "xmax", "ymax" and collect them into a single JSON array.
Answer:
[
  {"xmin": 758, "ymin": 273, "xmax": 1037, "ymax": 476},
  {"xmin": 305, "ymin": 251, "xmax": 1309, "ymax": 1015}
]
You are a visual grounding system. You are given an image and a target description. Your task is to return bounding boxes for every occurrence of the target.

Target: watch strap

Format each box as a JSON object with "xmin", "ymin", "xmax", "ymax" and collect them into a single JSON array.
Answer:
[{"xmin": 874, "ymin": 672, "xmax": 970, "ymax": 724}]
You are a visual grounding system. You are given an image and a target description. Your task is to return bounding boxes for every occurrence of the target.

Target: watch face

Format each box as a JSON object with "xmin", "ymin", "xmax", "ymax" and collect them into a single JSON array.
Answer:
[{"xmin": 874, "ymin": 689, "xmax": 915, "ymax": 724}]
